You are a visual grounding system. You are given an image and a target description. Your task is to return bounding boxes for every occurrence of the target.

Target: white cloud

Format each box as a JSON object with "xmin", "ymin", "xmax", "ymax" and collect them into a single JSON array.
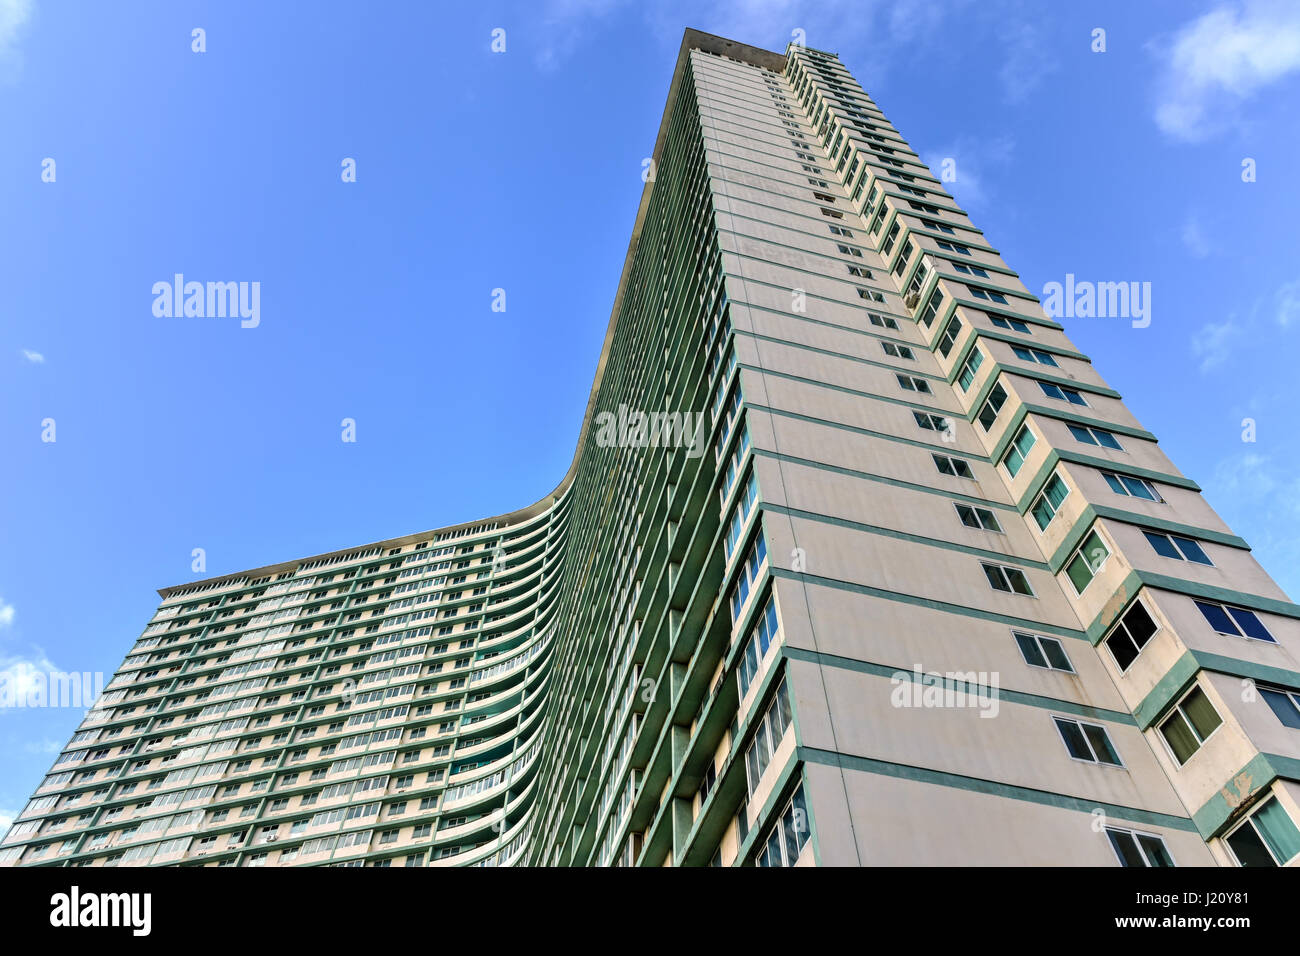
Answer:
[
  {"xmin": 1181, "ymin": 215, "xmax": 1211, "ymax": 258},
  {"xmin": 0, "ymin": 651, "xmax": 59, "ymax": 714},
  {"xmin": 923, "ymin": 136, "xmax": 1013, "ymax": 209},
  {"xmin": 19, "ymin": 348, "xmax": 43, "ymax": 364},
  {"xmin": 1153, "ymin": 1, "xmax": 1300, "ymax": 141},
  {"xmin": 0, "ymin": 808, "xmax": 15, "ymax": 837},
  {"xmin": 999, "ymin": 20, "xmax": 1059, "ymax": 103},
  {"xmin": 0, "ymin": 598, "xmax": 13, "ymax": 629},
  {"xmin": 1275, "ymin": 278, "xmax": 1300, "ymax": 327},
  {"xmin": 0, "ymin": 0, "xmax": 32, "ymax": 81},
  {"xmin": 1191, "ymin": 318, "xmax": 1242, "ymax": 371}
]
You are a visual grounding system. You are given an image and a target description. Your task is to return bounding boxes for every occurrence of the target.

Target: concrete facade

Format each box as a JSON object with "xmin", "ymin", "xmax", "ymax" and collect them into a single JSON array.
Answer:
[{"xmin": 4, "ymin": 30, "xmax": 1299, "ymax": 868}]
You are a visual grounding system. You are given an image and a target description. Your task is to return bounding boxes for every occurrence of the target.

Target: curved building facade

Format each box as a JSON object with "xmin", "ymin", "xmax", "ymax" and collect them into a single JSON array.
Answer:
[{"xmin": 6, "ymin": 30, "xmax": 1300, "ymax": 868}]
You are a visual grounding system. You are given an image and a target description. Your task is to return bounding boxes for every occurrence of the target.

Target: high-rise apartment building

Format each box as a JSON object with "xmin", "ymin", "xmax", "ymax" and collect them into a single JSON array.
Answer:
[{"xmin": 6, "ymin": 29, "xmax": 1300, "ymax": 869}]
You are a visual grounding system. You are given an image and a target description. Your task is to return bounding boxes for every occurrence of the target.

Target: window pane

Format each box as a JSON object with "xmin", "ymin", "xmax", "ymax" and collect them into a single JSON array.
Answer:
[
  {"xmin": 1068, "ymin": 424, "xmax": 1096, "ymax": 445},
  {"xmin": 1226, "ymin": 820, "xmax": 1278, "ymax": 867},
  {"xmin": 1014, "ymin": 631, "xmax": 1047, "ymax": 668},
  {"xmin": 1195, "ymin": 601, "xmax": 1238, "ymax": 636},
  {"xmin": 1159, "ymin": 711, "xmax": 1199, "ymax": 764},
  {"xmin": 1083, "ymin": 724, "xmax": 1120, "ymax": 765},
  {"xmin": 1066, "ymin": 553, "xmax": 1093, "ymax": 594},
  {"xmin": 1106, "ymin": 631, "xmax": 1139, "ymax": 671},
  {"xmin": 1007, "ymin": 569, "xmax": 1033, "ymax": 595},
  {"xmin": 1181, "ymin": 687, "xmax": 1222, "ymax": 742},
  {"xmin": 1123, "ymin": 602, "xmax": 1158, "ymax": 648},
  {"xmin": 1121, "ymin": 475, "xmax": 1157, "ymax": 500},
  {"xmin": 1252, "ymin": 798, "xmax": 1300, "ymax": 865},
  {"xmin": 1055, "ymin": 719, "xmax": 1091, "ymax": 761},
  {"xmin": 1096, "ymin": 430, "xmax": 1122, "ymax": 450},
  {"xmin": 1144, "ymin": 532, "xmax": 1180, "ymax": 559},
  {"xmin": 1227, "ymin": 607, "xmax": 1276, "ymax": 643},
  {"xmin": 1041, "ymin": 638, "xmax": 1073, "ymax": 672},
  {"xmin": 1137, "ymin": 834, "xmax": 1174, "ymax": 867},
  {"xmin": 1106, "ymin": 829, "xmax": 1146, "ymax": 867},
  {"xmin": 983, "ymin": 564, "xmax": 1005, "ymax": 591},
  {"xmin": 1261, "ymin": 689, "xmax": 1300, "ymax": 730},
  {"xmin": 1173, "ymin": 536, "xmax": 1212, "ymax": 565}
]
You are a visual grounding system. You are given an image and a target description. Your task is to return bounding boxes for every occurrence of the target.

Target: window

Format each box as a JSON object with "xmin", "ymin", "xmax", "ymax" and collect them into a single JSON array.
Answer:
[
  {"xmin": 1012, "ymin": 345, "xmax": 1058, "ymax": 367},
  {"xmin": 918, "ymin": 289, "xmax": 944, "ymax": 327},
  {"xmin": 936, "ymin": 316, "xmax": 963, "ymax": 357},
  {"xmin": 982, "ymin": 563, "xmax": 1034, "ymax": 596},
  {"xmin": 1065, "ymin": 529, "xmax": 1110, "ymax": 594},
  {"xmin": 1055, "ymin": 716, "xmax": 1122, "ymax": 765},
  {"xmin": 737, "ymin": 597, "xmax": 779, "ymax": 699},
  {"xmin": 1143, "ymin": 531, "xmax": 1213, "ymax": 566},
  {"xmin": 896, "ymin": 374, "xmax": 931, "ymax": 394},
  {"xmin": 829, "ymin": 225, "xmax": 854, "ymax": 237},
  {"xmin": 1001, "ymin": 424, "xmax": 1036, "ymax": 478},
  {"xmin": 956, "ymin": 348, "xmax": 983, "ymax": 391},
  {"xmin": 955, "ymin": 503, "xmax": 1002, "ymax": 532},
  {"xmin": 1225, "ymin": 797, "xmax": 1300, "ymax": 866},
  {"xmin": 882, "ymin": 342, "xmax": 914, "ymax": 360},
  {"xmin": 933, "ymin": 454, "xmax": 973, "ymax": 479},
  {"xmin": 1038, "ymin": 381, "xmax": 1088, "ymax": 406},
  {"xmin": 1261, "ymin": 686, "xmax": 1300, "ymax": 730},
  {"xmin": 913, "ymin": 411, "xmax": 951, "ymax": 434},
  {"xmin": 1194, "ymin": 600, "xmax": 1275, "ymax": 643},
  {"xmin": 1104, "ymin": 600, "xmax": 1160, "ymax": 672},
  {"xmin": 1013, "ymin": 631, "xmax": 1073, "ymax": 673},
  {"xmin": 837, "ymin": 244, "xmax": 864, "ymax": 258},
  {"xmin": 847, "ymin": 265, "xmax": 871, "ymax": 278},
  {"xmin": 1102, "ymin": 471, "xmax": 1161, "ymax": 501},
  {"xmin": 989, "ymin": 315, "xmax": 1030, "ymax": 333},
  {"xmin": 977, "ymin": 382, "xmax": 1007, "ymax": 431},
  {"xmin": 868, "ymin": 312, "xmax": 899, "ymax": 331},
  {"xmin": 951, "ymin": 261, "xmax": 989, "ymax": 278},
  {"xmin": 1068, "ymin": 424, "xmax": 1123, "ymax": 450},
  {"xmin": 745, "ymin": 678, "xmax": 792, "ymax": 795},
  {"xmin": 755, "ymin": 785, "xmax": 810, "ymax": 867},
  {"xmin": 1106, "ymin": 828, "xmax": 1174, "ymax": 867},
  {"xmin": 1158, "ymin": 686, "xmax": 1222, "ymax": 765},
  {"xmin": 728, "ymin": 532, "xmax": 769, "ymax": 624},
  {"xmin": 936, "ymin": 239, "xmax": 972, "ymax": 256},
  {"xmin": 1030, "ymin": 472, "xmax": 1070, "ymax": 530},
  {"xmin": 723, "ymin": 472, "xmax": 760, "ymax": 563},
  {"xmin": 969, "ymin": 286, "xmax": 1008, "ymax": 304}
]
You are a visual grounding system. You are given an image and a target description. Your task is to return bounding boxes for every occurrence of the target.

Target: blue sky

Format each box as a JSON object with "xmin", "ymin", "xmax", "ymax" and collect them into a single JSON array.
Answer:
[{"xmin": 3, "ymin": 0, "xmax": 1300, "ymax": 826}]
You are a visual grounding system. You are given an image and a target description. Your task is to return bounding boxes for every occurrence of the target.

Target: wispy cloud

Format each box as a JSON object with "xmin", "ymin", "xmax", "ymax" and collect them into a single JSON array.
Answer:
[
  {"xmin": 1191, "ymin": 318, "xmax": 1242, "ymax": 372},
  {"xmin": 922, "ymin": 136, "xmax": 1013, "ymax": 209},
  {"xmin": 1181, "ymin": 215, "xmax": 1211, "ymax": 258},
  {"xmin": 534, "ymin": 0, "xmax": 626, "ymax": 72},
  {"xmin": 0, "ymin": 0, "xmax": 33, "ymax": 83},
  {"xmin": 1275, "ymin": 278, "xmax": 1300, "ymax": 327},
  {"xmin": 19, "ymin": 348, "xmax": 43, "ymax": 364},
  {"xmin": 999, "ymin": 20, "xmax": 1058, "ymax": 103},
  {"xmin": 0, "ymin": 598, "xmax": 13, "ymax": 630},
  {"xmin": 1190, "ymin": 274, "xmax": 1300, "ymax": 371},
  {"xmin": 0, "ymin": 651, "xmax": 59, "ymax": 715},
  {"xmin": 1153, "ymin": 0, "xmax": 1300, "ymax": 141}
]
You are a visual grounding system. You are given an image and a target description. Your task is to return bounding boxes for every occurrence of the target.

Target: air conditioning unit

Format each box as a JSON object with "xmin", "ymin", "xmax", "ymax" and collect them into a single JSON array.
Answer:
[
  {"xmin": 904, "ymin": 292, "xmax": 921, "ymax": 310},
  {"xmin": 265, "ymin": 834, "xmax": 278, "ymax": 843}
]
